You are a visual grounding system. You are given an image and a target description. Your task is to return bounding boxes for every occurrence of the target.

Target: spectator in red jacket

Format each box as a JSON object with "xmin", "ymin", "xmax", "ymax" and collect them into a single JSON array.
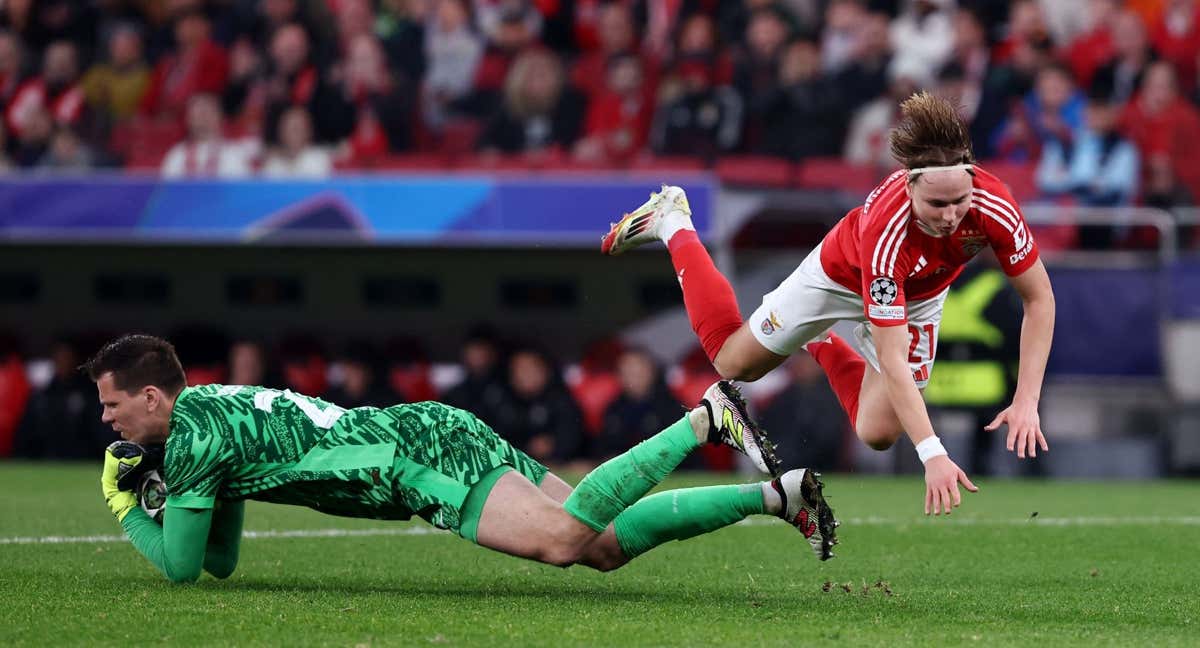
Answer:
[
  {"xmin": 574, "ymin": 53, "xmax": 652, "ymax": 164},
  {"xmin": 332, "ymin": 33, "xmax": 414, "ymax": 162},
  {"xmin": 1121, "ymin": 60, "xmax": 1200, "ymax": 207},
  {"xmin": 1151, "ymin": 0, "xmax": 1200, "ymax": 91},
  {"xmin": 571, "ymin": 2, "xmax": 639, "ymax": 98},
  {"xmin": 139, "ymin": 9, "xmax": 230, "ymax": 123},
  {"xmin": 1063, "ymin": 0, "xmax": 1121, "ymax": 88},
  {"xmin": 671, "ymin": 13, "xmax": 733, "ymax": 86},
  {"xmin": 4, "ymin": 39, "xmax": 84, "ymax": 142}
]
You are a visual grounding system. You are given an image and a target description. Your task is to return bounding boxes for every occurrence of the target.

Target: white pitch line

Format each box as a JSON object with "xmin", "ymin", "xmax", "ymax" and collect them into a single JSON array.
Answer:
[
  {"xmin": 3, "ymin": 516, "xmax": 1199, "ymax": 546},
  {"xmin": 0, "ymin": 526, "xmax": 443, "ymax": 546}
]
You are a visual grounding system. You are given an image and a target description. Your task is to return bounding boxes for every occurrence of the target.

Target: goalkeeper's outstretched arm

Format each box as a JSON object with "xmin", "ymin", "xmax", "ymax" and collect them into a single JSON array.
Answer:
[
  {"xmin": 121, "ymin": 505, "xmax": 213, "ymax": 583},
  {"xmin": 202, "ymin": 500, "xmax": 244, "ymax": 579}
]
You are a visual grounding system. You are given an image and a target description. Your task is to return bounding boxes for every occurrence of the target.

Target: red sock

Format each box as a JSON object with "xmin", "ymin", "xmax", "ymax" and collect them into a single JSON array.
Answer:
[
  {"xmin": 805, "ymin": 333, "xmax": 865, "ymax": 426},
  {"xmin": 667, "ymin": 230, "xmax": 743, "ymax": 362}
]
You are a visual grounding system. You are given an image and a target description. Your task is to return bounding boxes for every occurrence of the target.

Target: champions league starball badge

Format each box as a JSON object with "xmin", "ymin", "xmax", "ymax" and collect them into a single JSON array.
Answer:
[{"xmin": 868, "ymin": 277, "xmax": 898, "ymax": 305}]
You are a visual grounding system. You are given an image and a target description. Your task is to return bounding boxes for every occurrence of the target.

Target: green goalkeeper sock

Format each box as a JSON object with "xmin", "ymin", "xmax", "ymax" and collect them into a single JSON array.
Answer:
[
  {"xmin": 563, "ymin": 415, "xmax": 699, "ymax": 532},
  {"xmin": 612, "ymin": 483, "xmax": 766, "ymax": 559}
]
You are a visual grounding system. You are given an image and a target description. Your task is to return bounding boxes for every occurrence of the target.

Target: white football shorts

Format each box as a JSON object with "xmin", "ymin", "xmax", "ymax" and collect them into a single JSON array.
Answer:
[{"xmin": 747, "ymin": 242, "xmax": 947, "ymax": 388}]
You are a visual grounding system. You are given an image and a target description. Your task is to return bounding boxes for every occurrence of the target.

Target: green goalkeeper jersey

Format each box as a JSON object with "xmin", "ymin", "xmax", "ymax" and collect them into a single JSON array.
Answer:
[{"xmin": 164, "ymin": 384, "xmax": 411, "ymax": 519}]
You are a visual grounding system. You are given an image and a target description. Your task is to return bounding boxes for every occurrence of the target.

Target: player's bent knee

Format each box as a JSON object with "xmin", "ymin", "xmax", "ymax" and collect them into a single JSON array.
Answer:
[
  {"xmin": 205, "ymin": 560, "xmax": 237, "ymax": 579},
  {"xmin": 712, "ymin": 356, "xmax": 765, "ymax": 383},
  {"xmin": 537, "ymin": 543, "xmax": 586, "ymax": 568},
  {"xmin": 856, "ymin": 425, "xmax": 901, "ymax": 451}
]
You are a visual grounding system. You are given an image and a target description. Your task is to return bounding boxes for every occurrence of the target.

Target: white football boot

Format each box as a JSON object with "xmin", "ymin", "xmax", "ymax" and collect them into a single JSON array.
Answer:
[
  {"xmin": 771, "ymin": 468, "xmax": 839, "ymax": 560},
  {"xmin": 600, "ymin": 184, "xmax": 691, "ymax": 255},
  {"xmin": 699, "ymin": 380, "xmax": 781, "ymax": 477}
]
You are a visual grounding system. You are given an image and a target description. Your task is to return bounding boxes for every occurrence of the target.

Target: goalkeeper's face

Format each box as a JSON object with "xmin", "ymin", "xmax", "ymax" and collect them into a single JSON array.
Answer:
[{"xmin": 95, "ymin": 373, "xmax": 171, "ymax": 445}]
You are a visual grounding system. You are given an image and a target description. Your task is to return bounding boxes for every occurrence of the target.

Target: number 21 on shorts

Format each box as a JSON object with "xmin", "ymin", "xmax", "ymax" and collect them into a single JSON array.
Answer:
[{"xmin": 908, "ymin": 323, "xmax": 937, "ymax": 363}]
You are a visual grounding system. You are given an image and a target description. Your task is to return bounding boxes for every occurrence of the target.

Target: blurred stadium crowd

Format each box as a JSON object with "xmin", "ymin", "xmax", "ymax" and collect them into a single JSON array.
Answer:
[
  {"xmin": 2, "ymin": 0, "xmax": 1200, "ymax": 224},
  {"xmin": 0, "ymin": 327, "xmax": 851, "ymax": 472}
]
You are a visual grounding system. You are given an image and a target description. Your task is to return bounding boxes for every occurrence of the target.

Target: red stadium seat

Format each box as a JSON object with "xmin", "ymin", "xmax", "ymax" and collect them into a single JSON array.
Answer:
[
  {"xmin": 569, "ymin": 370, "xmax": 622, "ymax": 437},
  {"xmin": 715, "ymin": 156, "xmax": 795, "ymax": 188},
  {"xmin": 370, "ymin": 153, "xmax": 453, "ymax": 172},
  {"xmin": 439, "ymin": 120, "xmax": 485, "ymax": 156},
  {"xmin": 797, "ymin": 158, "xmax": 880, "ymax": 195},
  {"xmin": 0, "ymin": 353, "xmax": 30, "ymax": 457},
  {"xmin": 979, "ymin": 160, "xmax": 1038, "ymax": 203},
  {"xmin": 627, "ymin": 155, "xmax": 707, "ymax": 173}
]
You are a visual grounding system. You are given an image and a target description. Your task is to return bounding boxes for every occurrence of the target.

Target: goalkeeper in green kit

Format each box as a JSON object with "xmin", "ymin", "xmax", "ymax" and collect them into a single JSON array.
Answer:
[{"xmin": 90, "ymin": 334, "xmax": 837, "ymax": 583}]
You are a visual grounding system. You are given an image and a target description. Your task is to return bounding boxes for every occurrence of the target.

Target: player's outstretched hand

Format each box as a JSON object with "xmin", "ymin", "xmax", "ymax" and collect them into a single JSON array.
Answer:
[
  {"xmin": 923, "ymin": 455, "xmax": 978, "ymax": 516},
  {"xmin": 985, "ymin": 398, "xmax": 1049, "ymax": 459}
]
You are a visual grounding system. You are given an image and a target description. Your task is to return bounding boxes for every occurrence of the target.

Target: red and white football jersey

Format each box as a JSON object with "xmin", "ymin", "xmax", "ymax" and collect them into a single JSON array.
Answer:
[{"xmin": 819, "ymin": 166, "xmax": 1039, "ymax": 327}]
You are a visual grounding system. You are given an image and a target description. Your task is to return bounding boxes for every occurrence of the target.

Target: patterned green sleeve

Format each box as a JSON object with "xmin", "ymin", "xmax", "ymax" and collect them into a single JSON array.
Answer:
[{"xmin": 164, "ymin": 416, "xmax": 230, "ymax": 510}]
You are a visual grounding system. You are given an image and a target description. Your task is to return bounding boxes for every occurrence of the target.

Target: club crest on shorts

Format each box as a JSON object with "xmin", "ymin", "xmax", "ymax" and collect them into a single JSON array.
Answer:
[
  {"xmin": 868, "ymin": 277, "xmax": 898, "ymax": 305},
  {"xmin": 760, "ymin": 310, "xmax": 782, "ymax": 335}
]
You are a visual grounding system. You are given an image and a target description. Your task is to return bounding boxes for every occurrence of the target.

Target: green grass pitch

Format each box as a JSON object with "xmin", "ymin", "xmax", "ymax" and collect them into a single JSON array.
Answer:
[{"xmin": 1, "ymin": 464, "xmax": 1197, "ymax": 647}]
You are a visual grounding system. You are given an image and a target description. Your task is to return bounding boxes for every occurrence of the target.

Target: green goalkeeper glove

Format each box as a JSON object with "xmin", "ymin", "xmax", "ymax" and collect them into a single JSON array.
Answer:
[{"xmin": 101, "ymin": 441, "xmax": 156, "ymax": 522}]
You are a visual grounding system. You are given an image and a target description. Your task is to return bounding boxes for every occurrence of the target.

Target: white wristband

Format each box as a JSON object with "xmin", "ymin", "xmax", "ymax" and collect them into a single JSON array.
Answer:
[{"xmin": 915, "ymin": 435, "xmax": 948, "ymax": 464}]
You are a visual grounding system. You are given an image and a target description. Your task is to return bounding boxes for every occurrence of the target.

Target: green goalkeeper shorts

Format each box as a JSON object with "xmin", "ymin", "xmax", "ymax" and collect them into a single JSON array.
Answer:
[{"xmin": 367, "ymin": 402, "xmax": 549, "ymax": 542}]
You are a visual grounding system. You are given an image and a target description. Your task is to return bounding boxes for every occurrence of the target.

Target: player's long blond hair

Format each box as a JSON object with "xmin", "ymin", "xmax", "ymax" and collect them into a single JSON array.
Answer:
[{"xmin": 889, "ymin": 92, "xmax": 975, "ymax": 183}]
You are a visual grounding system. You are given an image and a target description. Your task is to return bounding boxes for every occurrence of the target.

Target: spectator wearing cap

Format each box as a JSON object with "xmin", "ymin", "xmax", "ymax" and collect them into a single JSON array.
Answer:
[
  {"xmin": 477, "ymin": 48, "xmax": 585, "ymax": 154},
  {"xmin": 140, "ymin": 10, "xmax": 230, "ymax": 123}
]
